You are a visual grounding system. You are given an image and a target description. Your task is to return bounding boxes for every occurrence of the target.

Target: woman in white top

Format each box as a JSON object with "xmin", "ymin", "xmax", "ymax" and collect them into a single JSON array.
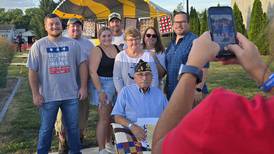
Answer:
[{"xmin": 113, "ymin": 27, "xmax": 159, "ymax": 93}]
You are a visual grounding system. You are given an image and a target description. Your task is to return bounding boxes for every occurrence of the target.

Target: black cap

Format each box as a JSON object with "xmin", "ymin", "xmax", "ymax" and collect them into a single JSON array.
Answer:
[{"xmin": 134, "ymin": 59, "xmax": 152, "ymax": 73}]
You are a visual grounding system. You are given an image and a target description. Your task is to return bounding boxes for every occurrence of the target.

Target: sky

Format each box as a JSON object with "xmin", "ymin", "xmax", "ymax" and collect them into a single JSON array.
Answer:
[{"xmin": 0, "ymin": 0, "xmax": 231, "ymax": 12}]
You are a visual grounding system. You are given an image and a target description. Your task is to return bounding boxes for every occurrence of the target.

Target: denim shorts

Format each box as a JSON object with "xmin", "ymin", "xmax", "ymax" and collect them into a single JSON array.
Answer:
[{"xmin": 89, "ymin": 76, "xmax": 116, "ymax": 106}]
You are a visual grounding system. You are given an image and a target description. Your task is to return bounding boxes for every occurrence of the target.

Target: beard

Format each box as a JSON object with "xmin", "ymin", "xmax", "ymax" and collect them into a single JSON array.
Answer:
[
  {"xmin": 48, "ymin": 29, "xmax": 62, "ymax": 38},
  {"xmin": 50, "ymin": 32, "xmax": 62, "ymax": 37},
  {"xmin": 112, "ymin": 26, "xmax": 121, "ymax": 34}
]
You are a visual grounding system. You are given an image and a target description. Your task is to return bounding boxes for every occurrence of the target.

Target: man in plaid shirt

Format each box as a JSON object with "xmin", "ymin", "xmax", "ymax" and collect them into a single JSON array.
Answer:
[{"xmin": 165, "ymin": 11, "xmax": 209, "ymax": 103}]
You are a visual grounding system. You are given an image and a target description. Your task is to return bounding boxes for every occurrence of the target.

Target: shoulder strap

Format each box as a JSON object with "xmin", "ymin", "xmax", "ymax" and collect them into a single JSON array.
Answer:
[
  {"xmin": 97, "ymin": 45, "xmax": 107, "ymax": 57},
  {"xmin": 113, "ymin": 44, "xmax": 120, "ymax": 53}
]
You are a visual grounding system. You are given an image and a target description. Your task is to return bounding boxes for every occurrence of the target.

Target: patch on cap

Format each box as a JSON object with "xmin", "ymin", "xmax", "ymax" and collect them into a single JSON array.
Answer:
[
  {"xmin": 135, "ymin": 59, "xmax": 152, "ymax": 73},
  {"xmin": 108, "ymin": 12, "xmax": 121, "ymax": 22}
]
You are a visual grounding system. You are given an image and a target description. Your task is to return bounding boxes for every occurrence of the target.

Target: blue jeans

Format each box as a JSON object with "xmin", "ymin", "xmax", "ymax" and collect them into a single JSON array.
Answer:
[{"xmin": 37, "ymin": 99, "xmax": 81, "ymax": 154}]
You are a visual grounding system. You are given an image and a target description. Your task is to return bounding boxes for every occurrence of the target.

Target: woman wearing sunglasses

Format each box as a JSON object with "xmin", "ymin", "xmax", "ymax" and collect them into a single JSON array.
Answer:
[{"xmin": 142, "ymin": 27, "xmax": 166, "ymax": 83}]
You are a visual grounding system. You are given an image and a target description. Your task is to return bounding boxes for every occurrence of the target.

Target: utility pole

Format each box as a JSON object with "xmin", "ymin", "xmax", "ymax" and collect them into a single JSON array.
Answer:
[{"xmin": 186, "ymin": 0, "xmax": 189, "ymax": 14}]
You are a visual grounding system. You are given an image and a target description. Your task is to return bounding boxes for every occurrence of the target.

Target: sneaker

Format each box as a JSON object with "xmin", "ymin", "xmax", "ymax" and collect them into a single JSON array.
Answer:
[
  {"xmin": 98, "ymin": 149, "xmax": 110, "ymax": 154},
  {"xmin": 105, "ymin": 142, "xmax": 116, "ymax": 154}
]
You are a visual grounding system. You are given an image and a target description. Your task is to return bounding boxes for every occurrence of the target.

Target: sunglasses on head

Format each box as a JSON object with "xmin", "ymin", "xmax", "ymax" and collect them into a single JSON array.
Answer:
[{"xmin": 146, "ymin": 34, "xmax": 157, "ymax": 38}]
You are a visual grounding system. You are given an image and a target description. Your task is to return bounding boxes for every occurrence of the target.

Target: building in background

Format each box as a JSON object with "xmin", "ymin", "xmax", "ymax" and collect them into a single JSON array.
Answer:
[
  {"xmin": 231, "ymin": 0, "xmax": 274, "ymax": 29},
  {"xmin": 0, "ymin": 24, "xmax": 15, "ymax": 41}
]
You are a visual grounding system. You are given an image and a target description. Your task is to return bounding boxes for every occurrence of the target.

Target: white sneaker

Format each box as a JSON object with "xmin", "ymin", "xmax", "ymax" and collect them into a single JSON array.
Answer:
[
  {"xmin": 105, "ymin": 142, "xmax": 116, "ymax": 154},
  {"xmin": 98, "ymin": 149, "xmax": 110, "ymax": 154}
]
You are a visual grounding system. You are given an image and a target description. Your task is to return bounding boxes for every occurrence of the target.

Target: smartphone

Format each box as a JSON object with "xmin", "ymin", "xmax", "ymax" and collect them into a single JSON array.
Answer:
[{"xmin": 208, "ymin": 6, "xmax": 238, "ymax": 58}]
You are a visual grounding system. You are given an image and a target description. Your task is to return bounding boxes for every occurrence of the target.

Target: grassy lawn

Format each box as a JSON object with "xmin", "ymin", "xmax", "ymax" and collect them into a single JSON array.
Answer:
[{"xmin": 0, "ymin": 53, "xmax": 272, "ymax": 153}]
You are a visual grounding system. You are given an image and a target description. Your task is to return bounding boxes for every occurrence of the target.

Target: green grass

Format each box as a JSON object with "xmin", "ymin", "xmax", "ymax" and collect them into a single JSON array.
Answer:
[{"xmin": 0, "ymin": 53, "xmax": 272, "ymax": 153}]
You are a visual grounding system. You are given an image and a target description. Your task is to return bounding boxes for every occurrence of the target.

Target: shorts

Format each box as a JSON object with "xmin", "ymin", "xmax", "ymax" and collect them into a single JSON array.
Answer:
[{"xmin": 89, "ymin": 76, "xmax": 116, "ymax": 106}]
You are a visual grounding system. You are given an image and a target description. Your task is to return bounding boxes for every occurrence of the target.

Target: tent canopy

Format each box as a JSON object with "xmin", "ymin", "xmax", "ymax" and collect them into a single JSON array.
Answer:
[{"xmin": 53, "ymin": 0, "xmax": 171, "ymax": 20}]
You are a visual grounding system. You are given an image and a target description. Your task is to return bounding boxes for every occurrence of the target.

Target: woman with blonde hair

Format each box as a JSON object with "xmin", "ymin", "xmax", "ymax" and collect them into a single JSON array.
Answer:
[
  {"xmin": 113, "ymin": 27, "xmax": 159, "ymax": 93},
  {"xmin": 89, "ymin": 27, "xmax": 119, "ymax": 154}
]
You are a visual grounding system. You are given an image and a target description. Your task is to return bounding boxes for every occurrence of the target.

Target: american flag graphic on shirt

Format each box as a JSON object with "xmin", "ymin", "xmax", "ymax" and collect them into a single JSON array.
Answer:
[{"xmin": 47, "ymin": 46, "xmax": 70, "ymax": 74}]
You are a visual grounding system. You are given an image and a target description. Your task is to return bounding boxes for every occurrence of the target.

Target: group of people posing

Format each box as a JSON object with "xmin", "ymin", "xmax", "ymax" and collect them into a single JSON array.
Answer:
[
  {"xmin": 27, "ymin": 8, "xmax": 274, "ymax": 154},
  {"xmin": 27, "ymin": 11, "xmax": 199, "ymax": 154}
]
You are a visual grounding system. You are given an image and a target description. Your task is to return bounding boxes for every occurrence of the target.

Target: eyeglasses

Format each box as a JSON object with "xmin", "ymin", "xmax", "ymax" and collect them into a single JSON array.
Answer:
[
  {"xmin": 126, "ymin": 38, "xmax": 140, "ymax": 42},
  {"xmin": 145, "ymin": 34, "xmax": 157, "ymax": 38}
]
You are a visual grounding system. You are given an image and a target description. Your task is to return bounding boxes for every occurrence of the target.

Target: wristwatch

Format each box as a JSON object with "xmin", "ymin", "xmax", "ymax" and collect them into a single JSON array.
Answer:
[
  {"xmin": 178, "ymin": 64, "xmax": 203, "ymax": 84},
  {"xmin": 260, "ymin": 73, "xmax": 274, "ymax": 92}
]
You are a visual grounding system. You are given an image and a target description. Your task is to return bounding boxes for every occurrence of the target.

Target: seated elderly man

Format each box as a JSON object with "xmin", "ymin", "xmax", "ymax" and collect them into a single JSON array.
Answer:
[{"xmin": 111, "ymin": 59, "xmax": 168, "ymax": 142}]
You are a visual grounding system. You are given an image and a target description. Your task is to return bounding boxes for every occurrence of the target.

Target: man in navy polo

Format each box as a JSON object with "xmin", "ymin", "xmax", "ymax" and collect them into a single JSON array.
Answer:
[{"xmin": 165, "ymin": 11, "xmax": 209, "ymax": 103}]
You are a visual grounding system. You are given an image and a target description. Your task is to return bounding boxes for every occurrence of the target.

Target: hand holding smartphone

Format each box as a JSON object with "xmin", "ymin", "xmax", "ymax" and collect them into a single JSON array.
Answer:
[{"xmin": 208, "ymin": 6, "xmax": 238, "ymax": 58}]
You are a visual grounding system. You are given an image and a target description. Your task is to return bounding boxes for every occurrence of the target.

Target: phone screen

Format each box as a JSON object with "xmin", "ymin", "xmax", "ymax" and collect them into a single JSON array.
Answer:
[{"xmin": 209, "ymin": 14, "xmax": 236, "ymax": 49}]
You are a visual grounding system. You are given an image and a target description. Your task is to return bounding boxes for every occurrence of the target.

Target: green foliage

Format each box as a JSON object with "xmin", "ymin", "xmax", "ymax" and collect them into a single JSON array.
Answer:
[
  {"xmin": 29, "ymin": 0, "xmax": 58, "ymax": 38},
  {"xmin": 256, "ymin": 13, "xmax": 269, "ymax": 55},
  {"xmin": 199, "ymin": 9, "xmax": 208, "ymax": 35},
  {"xmin": 0, "ymin": 9, "xmax": 20, "ymax": 24},
  {"xmin": 248, "ymin": 0, "xmax": 269, "ymax": 54},
  {"xmin": 0, "ymin": 0, "xmax": 58, "ymax": 38},
  {"xmin": 0, "ymin": 38, "xmax": 15, "ymax": 88},
  {"xmin": 189, "ymin": 7, "xmax": 200, "ymax": 35},
  {"xmin": 29, "ymin": 9, "xmax": 47, "ymax": 38},
  {"xmin": 175, "ymin": 2, "xmax": 184, "ymax": 12},
  {"xmin": 40, "ymin": 0, "xmax": 58, "ymax": 16},
  {"xmin": 233, "ymin": 3, "xmax": 247, "ymax": 36}
]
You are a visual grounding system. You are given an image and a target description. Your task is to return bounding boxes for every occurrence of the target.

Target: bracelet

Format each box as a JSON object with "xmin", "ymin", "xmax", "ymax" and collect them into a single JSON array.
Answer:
[{"xmin": 259, "ymin": 73, "xmax": 274, "ymax": 92}]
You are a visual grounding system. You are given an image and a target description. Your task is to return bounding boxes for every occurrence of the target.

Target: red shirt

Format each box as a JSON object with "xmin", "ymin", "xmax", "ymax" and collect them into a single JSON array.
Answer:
[{"xmin": 163, "ymin": 88, "xmax": 274, "ymax": 154}]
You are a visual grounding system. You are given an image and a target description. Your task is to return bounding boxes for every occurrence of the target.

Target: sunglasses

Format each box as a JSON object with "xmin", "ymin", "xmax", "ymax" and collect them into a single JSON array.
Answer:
[{"xmin": 146, "ymin": 34, "xmax": 157, "ymax": 38}]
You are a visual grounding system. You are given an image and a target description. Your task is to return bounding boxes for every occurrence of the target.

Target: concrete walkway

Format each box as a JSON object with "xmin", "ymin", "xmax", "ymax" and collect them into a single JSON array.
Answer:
[
  {"xmin": 50, "ymin": 147, "xmax": 99, "ymax": 154},
  {"xmin": 50, "ymin": 147, "xmax": 151, "ymax": 154},
  {"xmin": 0, "ymin": 77, "xmax": 22, "ymax": 122}
]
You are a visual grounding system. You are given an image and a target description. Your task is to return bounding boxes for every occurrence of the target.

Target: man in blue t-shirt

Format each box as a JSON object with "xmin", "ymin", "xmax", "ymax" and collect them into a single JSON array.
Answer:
[{"xmin": 165, "ymin": 11, "xmax": 209, "ymax": 103}]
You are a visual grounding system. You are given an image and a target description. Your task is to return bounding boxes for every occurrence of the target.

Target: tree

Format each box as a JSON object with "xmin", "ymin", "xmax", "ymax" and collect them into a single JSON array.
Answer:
[
  {"xmin": 5, "ymin": 9, "xmax": 24, "ymax": 24},
  {"xmin": 30, "ymin": 12, "xmax": 46, "ymax": 38},
  {"xmin": 0, "ymin": 8, "xmax": 7, "ymax": 24},
  {"xmin": 30, "ymin": 0, "xmax": 58, "ymax": 38},
  {"xmin": 233, "ymin": 3, "xmax": 247, "ymax": 36},
  {"xmin": 24, "ymin": 8, "xmax": 44, "ymax": 30},
  {"xmin": 40, "ymin": 0, "xmax": 58, "ymax": 16},
  {"xmin": 25, "ymin": 8, "xmax": 43, "ymax": 17},
  {"xmin": 175, "ymin": 2, "xmax": 184, "ymax": 12},
  {"xmin": 199, "ymin": 9, "xmax": 208, "ymax": 35},
  {"xmin": 248, "ymin": 0, "xmax": 268, "ymax": 54},
  {"xmin": 256, "ymin": 12, "xmax": 269, "ymax": 55},
  {"xmin": 189, "ymin": 7, "xmax": 200, "ymax": 35},
  {"xmin": 0, "ymin": 9, "xmax": 28, "ymax": 28}
]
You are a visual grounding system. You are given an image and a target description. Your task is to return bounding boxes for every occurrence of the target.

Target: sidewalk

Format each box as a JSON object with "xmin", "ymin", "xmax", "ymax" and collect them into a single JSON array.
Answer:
[
  {"xmin": 50, "ymin": 147, "xmax": 99, "ymax": 154},
  {"xmin": 50, "ymin": 147, "xmax": 151, "ymax": 154}
]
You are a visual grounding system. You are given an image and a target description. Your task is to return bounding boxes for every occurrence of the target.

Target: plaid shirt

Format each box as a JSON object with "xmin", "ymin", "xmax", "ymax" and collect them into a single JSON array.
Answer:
[{"xmin": 165, "ymin": 32, "xmax": 209, "ymax": 99}]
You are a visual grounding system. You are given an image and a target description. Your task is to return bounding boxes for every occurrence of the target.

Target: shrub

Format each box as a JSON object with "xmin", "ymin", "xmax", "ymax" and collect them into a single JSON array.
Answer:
[{"xmin": 0, "ymin": 37, "xmax": 15, "ymax": 88}]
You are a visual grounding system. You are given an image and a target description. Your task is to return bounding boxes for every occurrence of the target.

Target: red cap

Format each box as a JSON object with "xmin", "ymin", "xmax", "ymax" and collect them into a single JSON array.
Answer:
[{"xmin": 163, "ymin": 88, "xmax": 274, "ymax": 154}]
